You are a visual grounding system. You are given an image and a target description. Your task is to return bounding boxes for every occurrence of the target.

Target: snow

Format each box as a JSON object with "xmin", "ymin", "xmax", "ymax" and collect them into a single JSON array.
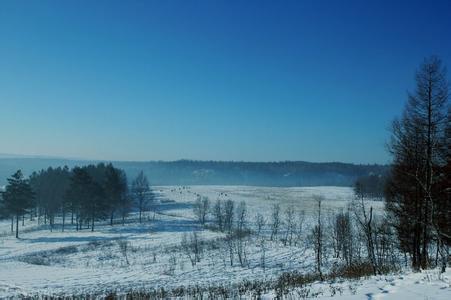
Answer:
[
  {"xmin": 0, "ymin": 185, "xmax": 449, "ymax": 299},
  {"xmin": 262, "ymin": 269, "xmax": 451, "ymax": 299}
]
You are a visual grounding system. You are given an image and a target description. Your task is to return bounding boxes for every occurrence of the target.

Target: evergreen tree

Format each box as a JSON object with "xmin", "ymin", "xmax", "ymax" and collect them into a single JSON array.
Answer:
[
  {"xmin": 2, "ymin": 170, "xmax": 34, "ymax": 238},
  {"xmin": 66, "ymin": 167, "xmax": 94, "ymax": 230},
  {"xmin": 29, "ymin": 166, "xmax": 70, "ymax": 231},
  {"xmin": 104, "ymin": 164, "xmax": 128, "ymax": 226}
]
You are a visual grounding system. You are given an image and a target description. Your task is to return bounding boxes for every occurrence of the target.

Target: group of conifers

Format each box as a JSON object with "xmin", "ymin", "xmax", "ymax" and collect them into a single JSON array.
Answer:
[{"xmin": 0, "ymin": 164, "xmax": 152, "ymax": 238}]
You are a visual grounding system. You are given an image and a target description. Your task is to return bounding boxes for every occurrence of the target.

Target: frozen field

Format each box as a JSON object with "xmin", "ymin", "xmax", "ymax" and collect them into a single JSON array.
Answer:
[{"xmin": 0, "ymin": 186, "xmax": 449, "ymax": 299}]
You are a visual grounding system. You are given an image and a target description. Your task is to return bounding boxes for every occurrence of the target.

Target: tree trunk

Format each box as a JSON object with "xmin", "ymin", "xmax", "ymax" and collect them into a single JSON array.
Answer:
[
  {"xmin": 368, "ymin": 207, "xmax": 376, "ymax": 275},
  {"xmin": 62, "ymin": 209, "xmax": 65, "ymax": 232},
  {"xmin": 15, "ymin": 214, "xmax": 19, "ymax": 238},
  {"xmin": 91, "ymin": 209, "xmax": 95, "ymax": 232}
]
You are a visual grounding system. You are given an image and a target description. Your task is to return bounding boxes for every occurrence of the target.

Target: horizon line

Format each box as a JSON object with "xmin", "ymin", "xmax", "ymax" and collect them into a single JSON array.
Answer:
[{"xmin": 0, "ymin": 153, "xmax": 389, "ymax": 166}]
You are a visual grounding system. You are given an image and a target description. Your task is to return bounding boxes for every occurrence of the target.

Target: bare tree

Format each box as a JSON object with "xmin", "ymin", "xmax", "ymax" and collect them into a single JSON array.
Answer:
[
  {"xmin": 236, "ymin": 201, "xmax": 247, "ymax": 234},
  {"xmin": 333, "ymin": 211, "xmax": 353, "ymax": 266},
  {"xmin": 131, "ymin": 171, "xmax": 150, "ymax": 223},
  {"xmin": 117, "ymin": 239, "xmax": 130, "ymax": 265},
  {"xmin": 312, "ymin": 195, "xmax": 324, "ymax": 280},
  {"xmin": 226, "ymin": 234, "xmax": 234, "ymax": 266},
  {"xmin": 181, "ymin": 232, "xmax": 203, "ymax": 266},
  {"xmin": 260, "ymin": 238, "xmax": 267, "ymax": 272},
  {"xmin": 353, "ymin": 189, "xmax": 378, "ymax": 275},
  {"xmin": 283, "ymin": 205, "xmax": 295, "ymax": 246},
  {"xmin": 236, "ymin": 233, "xmax": 248, "ymax": 267},
  {"xmin": 256, "ymin": 213, "xmax": 266, "ymax": 236},
  {"xmin": 270, "ymin": 203, "xmax": 281, "ymax": 241},
  {"xmin": 235, "ymin": 201, "xmax": 249, "ymax": 267},
  {"xmin": 223, "ymin": 200, "xmax": 234, "ymax": 233},
  {"xmin": 212, "ymin": 199, "xmax": 223, "ymax": 231},
  {"xmin": 295, "ymin": 210, "xmax": 305, "ymax": 246},
  {"xmin": 193, "ymin": 196, "xmax": 210, "ymax": 225},
  {"xmin": 386, "ymin": 56, "xmax": 449, "ymax": 270}
]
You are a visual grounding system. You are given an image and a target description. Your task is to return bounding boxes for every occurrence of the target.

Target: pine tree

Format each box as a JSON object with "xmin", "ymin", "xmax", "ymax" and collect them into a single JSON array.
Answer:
[
  {"xmin": 2, "ymin": 170, "xmax": 34, "ymax": 238},
  {"xmin": 104, "ymin": 164, "xmax": 127, "ymax": 226},
  {"xmin": 29, "ymin": 166, "xmax": 70, "ymax": 231}
]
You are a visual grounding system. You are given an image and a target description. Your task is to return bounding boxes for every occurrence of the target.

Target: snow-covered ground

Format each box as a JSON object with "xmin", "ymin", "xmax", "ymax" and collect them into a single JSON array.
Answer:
[
  {"xmin": 262, "ymin": 269, "xmax": 451, "ymax": 299},
  {"xmin": 0, "ymin": 186, "xmax": 449, "ymax": 299}
]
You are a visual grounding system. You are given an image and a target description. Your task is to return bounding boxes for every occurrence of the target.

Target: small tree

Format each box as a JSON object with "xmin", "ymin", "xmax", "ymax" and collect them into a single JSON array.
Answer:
[
  {"xmin": 131, "ymin": 171, "xmax": 150, "ymax": 223},
  {"xmin": 212, "ymin": 199, "xmax": 223, "ymax": 231},
  {"xmin": 223, "ymin": 200, "xmax": 234, "ymax": 233},
  {"xmin": 283, "ymin": 205, "xmax": 295, "ymax": 246},
  {"xmin": 312, "ymin": 195, "xmax": 324, "ymax": 280},
  {"xmin": 256, "ymin": 213, "xmax": 266, "ymax": 236},
  {"xmin": 117, "ymin": 239, "xmax": 130, "ymax": 265},
  {"xmin": 353, "ymin": 186, "xmax": 378, "ymax": 275},
  {"xmin": 295, "ymin": 210, "xmax": 305, "ymax": 246},
  {"xmin": 181, "ymin": 232, "xmax": 203, "ymax": 266},
  {"xmin": 270, "ymin": 203, "xmax": 281, "ymax": 241},
  {"xmin": 333, "ymin": 211, "xmax": 353, "ymax": 266},
  {"xmin": 193, "ymin": 196, "xmax": 210, "ymax": 225},
  {"xmin": 236, "ymin": 201, "xmax": 247, "ymax": 234}
]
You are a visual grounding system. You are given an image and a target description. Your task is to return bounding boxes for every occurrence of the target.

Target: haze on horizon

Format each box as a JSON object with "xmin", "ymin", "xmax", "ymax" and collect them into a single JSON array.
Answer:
[{"xmin": 1, "ymin": 0, "xmax": 450, "ymax": 164}]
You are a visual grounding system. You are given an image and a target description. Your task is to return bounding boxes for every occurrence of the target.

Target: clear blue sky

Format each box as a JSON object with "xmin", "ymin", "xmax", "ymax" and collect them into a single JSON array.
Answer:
[{"xmin": 1, "ymin": 0, "xmax": 450, "ymax": 164}]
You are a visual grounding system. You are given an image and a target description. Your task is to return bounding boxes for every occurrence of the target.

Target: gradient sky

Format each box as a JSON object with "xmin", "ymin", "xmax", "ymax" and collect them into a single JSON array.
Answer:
[{"xmin": 1, "ymin": 0, "xmax": 450, "ymax": 164}]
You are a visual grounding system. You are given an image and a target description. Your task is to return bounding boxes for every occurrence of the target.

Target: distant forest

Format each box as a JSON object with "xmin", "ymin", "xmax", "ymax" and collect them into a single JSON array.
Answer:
[{"xmin": 0, "ymin": 158, "xmax": 388, "ymax": 187}]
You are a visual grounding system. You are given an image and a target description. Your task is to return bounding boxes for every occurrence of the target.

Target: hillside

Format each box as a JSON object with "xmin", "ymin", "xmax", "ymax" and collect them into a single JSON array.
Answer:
[{"xmin": 0, "ymin": 158, "xmax": 388, "ymax": 187}]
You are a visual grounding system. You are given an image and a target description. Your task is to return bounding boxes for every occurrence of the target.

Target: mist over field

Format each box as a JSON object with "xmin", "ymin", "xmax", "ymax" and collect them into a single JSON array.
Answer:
[{"xmin": 0, "ymin": 157, "xmax": 388, "ymax": 187}]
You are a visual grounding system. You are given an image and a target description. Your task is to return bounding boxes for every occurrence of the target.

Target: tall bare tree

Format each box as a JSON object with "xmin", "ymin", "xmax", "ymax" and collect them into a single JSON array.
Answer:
[
  {"xmin": 386, "ymin": 56, "xmax": 449, "ymax": 270},
  {"xmin": 312, "ymin": 195, "xmax": 324, "ymax": 280}
]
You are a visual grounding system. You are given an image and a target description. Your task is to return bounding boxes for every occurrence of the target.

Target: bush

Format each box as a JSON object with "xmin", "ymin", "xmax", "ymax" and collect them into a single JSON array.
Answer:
[{"xmin": 329, "ymin": 261, "xmax": 388, "ymax": 279}]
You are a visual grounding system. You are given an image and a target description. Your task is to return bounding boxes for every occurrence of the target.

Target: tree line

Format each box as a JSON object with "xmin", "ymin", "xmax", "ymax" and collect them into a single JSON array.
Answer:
[{"xmin": 0, "ymin": 163, "xmax": 154, "ymax": 238}]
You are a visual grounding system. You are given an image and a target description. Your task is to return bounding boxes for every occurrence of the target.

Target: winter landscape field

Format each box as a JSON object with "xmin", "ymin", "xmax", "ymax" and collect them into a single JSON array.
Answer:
[
  {"xmin": 2, "ymin": 1, "xmax": 451, "ymax": 299},
  {"xmin": 1, "ymin": 186, "xmax": 449, "ymax": 299}
]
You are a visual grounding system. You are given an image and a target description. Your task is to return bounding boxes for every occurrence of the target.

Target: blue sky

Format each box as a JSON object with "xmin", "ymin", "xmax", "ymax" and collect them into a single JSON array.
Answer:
[{"xmin": 0, "ymin": 0, "xmax": 450, "ymax": 164}]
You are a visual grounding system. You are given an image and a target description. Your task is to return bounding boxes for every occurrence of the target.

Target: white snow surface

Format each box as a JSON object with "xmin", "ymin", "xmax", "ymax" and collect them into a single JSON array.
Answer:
[{"xmin": 0, "ymin": 185, "xmax": 449, "ymax": 299}]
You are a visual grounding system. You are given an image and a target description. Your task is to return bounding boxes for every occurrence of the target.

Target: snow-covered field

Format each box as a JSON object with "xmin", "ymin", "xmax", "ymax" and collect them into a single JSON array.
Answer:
[{"xmin": 0, "ymin": 186, "xmax": 449, "ymax": 299}]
